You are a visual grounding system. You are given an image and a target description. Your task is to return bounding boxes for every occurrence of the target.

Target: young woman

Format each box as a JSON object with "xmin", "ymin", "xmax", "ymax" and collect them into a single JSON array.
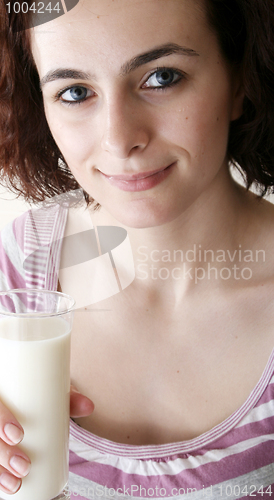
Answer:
[{"xmin": 0, "ymin": 0, "xmax": 274, "ymax": 497}]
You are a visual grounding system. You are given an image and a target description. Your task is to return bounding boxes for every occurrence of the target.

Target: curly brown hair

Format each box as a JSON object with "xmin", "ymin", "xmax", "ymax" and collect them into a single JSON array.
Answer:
[{"xmin": 0, "ymin": 0, "xmax": 274, "ymax": 204}]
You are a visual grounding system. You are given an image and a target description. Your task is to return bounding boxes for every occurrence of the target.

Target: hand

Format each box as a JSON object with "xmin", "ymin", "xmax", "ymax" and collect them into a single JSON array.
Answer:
[
  {"xmin": 0, "ymin": 399, "xmax": 30, "ymax": 495},
  {"xmin": 0, "ymin": 385, "xmax": 94, "ymax": 494},
  {"xmin": 70, "ymin": 384, "xmax": 95, "ymax": 418}
]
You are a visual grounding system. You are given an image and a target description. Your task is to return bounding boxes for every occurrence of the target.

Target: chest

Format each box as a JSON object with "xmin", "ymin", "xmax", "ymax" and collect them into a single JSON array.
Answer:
[{"xmin": 69, "ymin": 292, "xmax": 274, "ymax": 445}]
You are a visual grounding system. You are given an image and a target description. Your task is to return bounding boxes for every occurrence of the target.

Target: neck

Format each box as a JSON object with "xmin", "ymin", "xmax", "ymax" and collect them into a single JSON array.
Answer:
[{"xmin": 92, "ymin": 168, "xmax": 252, "ymax": 298}]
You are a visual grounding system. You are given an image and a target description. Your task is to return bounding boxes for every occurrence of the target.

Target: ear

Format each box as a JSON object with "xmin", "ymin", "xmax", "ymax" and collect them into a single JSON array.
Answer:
[{"xmin": 231, "ymin": 72, "xmax": 245, "ymax": 121}]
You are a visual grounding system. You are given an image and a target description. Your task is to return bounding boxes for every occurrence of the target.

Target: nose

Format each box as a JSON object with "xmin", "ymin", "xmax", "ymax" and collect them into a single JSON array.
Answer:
[{"xmin": 100, "ymin": 95, "xmax": 150, "ymax": 159}]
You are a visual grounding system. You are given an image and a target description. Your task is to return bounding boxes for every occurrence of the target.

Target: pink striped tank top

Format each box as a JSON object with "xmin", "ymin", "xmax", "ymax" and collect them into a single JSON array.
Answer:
[
  {"xmin": 69, "ymin": 356, "xmax": 274, "ymax": 499},
  {"xmin": 0, "ymin": 197, "xmax": 273, "ymax": 499}
]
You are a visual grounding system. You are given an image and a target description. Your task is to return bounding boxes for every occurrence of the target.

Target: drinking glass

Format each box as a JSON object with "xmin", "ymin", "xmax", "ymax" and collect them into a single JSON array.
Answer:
[{"xmin": 0, "ymin": 289, "xmax": 75, "ymax": 500}]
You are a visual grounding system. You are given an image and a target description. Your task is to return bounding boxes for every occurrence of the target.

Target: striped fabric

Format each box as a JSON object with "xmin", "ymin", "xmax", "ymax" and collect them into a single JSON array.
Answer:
[
  {"xmin": 0, "ymin": 202, "xmax": 274, "ymax": 499},
  {"xmin": 69, "ymin": 366, "xmax": 274, "ymax": 499}
]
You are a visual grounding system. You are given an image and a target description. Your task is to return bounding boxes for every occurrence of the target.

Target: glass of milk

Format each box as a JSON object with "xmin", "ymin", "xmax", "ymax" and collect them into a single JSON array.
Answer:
[{"xmin": 0, "ymin": 289, "xmax": 75, "ymax": 500}]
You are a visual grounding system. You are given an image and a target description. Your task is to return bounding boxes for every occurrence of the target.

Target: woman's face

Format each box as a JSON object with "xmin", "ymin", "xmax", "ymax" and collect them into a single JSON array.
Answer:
[{"xmin": 31, "ymin": 0, "xmax": 244, "ymax": 228}]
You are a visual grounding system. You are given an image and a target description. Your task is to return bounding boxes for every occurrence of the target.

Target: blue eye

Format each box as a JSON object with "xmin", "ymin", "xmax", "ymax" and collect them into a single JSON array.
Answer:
[
  {"xmin": 143, "ymin": 68, "xmax": 183, "ymax": 89},
  {"xmin": 59, "ymin": 86, "xmax": 92, "ymax": 104}
]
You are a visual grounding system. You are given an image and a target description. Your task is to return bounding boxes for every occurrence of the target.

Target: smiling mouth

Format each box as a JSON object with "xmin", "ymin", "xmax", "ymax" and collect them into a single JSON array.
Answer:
[
  {"xmin": 98, "ymin": 163, "xmax": 176, "ymax": 192},
  {"xmin": 99, "ymin": 164, "xmax": 172, "ymax": 181}
]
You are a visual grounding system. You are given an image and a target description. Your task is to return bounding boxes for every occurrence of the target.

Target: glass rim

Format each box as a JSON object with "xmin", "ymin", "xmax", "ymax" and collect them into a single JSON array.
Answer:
[{"xmin": 0, "ymin": 288, "xmax": 75, "ymax": 318}]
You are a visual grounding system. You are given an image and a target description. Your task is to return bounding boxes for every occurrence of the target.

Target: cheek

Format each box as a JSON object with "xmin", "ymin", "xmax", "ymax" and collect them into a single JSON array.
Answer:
[
  {"xmin": 44, "ymin": 106, "xmax": 95, "ymax": 169},
  {"xmin": 160, "ymin": 90, "xmax": 232, "ymax": 165}
]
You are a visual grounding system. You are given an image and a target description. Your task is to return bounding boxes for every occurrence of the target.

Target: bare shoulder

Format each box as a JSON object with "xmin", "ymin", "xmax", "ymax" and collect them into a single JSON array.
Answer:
[
  {"xmin": 233, "ymin": 191, "xmax": 274, "ymax": 338},
  {"xmin": 239, "ymin": 190, "xmax": 274, "ymax": 282}
]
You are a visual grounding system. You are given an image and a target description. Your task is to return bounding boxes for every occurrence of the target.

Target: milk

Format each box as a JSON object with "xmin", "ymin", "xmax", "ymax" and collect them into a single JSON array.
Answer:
[{"xmin": 0, "ymin": 316, "xmax": 71, "ymax": 500}]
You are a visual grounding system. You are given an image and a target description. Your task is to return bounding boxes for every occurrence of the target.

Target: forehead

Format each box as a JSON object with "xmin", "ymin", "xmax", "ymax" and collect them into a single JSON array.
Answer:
[{"xmin": 31, "ymin": 0, "xmax": 211, "ymax": 73}]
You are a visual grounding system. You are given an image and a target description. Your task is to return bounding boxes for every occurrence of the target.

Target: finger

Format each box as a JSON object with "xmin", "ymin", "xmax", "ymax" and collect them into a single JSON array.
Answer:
[
  {"xmin": 0, "ymin": 438, "xmax": 31, "ymax": 480},
  {"xmin": 0, "ymin": 400, "xmax": 24, "ymax": 446},
  {"xmin": 0, "ymin": 464, "xmax": 22, "ymax": 495},
  {"xmin": 70, "ymin": 385, "xmax": 95, "ymax": 418}
]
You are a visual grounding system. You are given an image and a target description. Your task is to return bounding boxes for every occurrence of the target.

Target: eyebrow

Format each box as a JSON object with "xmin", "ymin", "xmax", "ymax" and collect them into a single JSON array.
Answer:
[
  {"xmin": 120, "ymin": 43, "xmax": 199, "ymax": 75},
  {"xmin": 40, "ymin": 68, "xmax": 91, "ymax": 89},
  {"xmin": 40, "ymin": 43, "xmax": 199, "ymax": 88}
]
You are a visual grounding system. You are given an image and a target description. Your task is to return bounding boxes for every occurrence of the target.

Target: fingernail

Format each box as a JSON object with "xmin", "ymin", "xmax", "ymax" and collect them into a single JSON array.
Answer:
[
  {"xmin": 3, "ymin": 423, "xmax": 24, "ymax": 444},
  {"xmin": 10, "ymin": 456, "xmax": 31, "ymax": 477},
  {"xmin": 0, "ymin": 472, "xmax": 21, "ymax": 493}
]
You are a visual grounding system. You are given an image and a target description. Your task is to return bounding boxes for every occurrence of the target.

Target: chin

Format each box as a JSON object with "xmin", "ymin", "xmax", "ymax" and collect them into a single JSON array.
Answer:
[{"xmin": 103, "ymin": 199, "xmax": 180, "ymax": 229}]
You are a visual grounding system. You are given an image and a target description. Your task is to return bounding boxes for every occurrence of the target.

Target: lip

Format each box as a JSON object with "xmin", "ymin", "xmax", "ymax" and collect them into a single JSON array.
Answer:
[
  {"xmin": 101, "ymin": 165, "xmax": 170, "ymax": 181},
  {"xmin": 99, "ymin": 163, "xmax": 176, "ymax": 192}
]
